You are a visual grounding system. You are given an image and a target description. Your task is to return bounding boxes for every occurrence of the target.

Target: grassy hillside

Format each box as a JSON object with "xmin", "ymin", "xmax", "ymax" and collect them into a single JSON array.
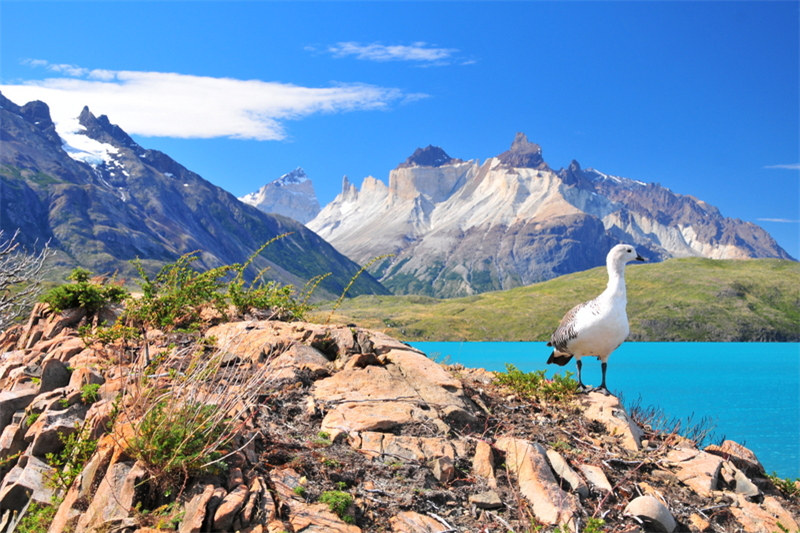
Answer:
[{"xmin": 313, "ymin": 258, "xmax": 800, "ymax": 342}]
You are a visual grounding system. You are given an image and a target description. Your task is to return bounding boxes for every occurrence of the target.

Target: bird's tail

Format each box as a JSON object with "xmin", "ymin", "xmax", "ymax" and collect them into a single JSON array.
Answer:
[{"xmin": 546, "ymin": 350, "xmax": 573, "ymax": 366}]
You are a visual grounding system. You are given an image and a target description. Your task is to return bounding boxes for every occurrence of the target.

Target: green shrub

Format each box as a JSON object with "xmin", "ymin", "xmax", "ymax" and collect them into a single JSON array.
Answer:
[
  {"xmin": 14, "ymin": 500, "xmax": 57, "ymax": 533},
  {"xmin": 121, "ymin": 340, "xmax": 273, "ymax": 497},
  {"xmin": 45, "ymin": 421, "xmax": 98, "ymax": 494},
  {"xmin": 124, "ymin": 253, "xmax": 232, "ymax": 331},
  {"xmin": 40, "ymin": 268, "xmax": 128, "ymax": 314},
  {"xmin": 80, "ymin": 383, "xmax": 101, "ymax": 404},
  {"xmin": 124, "ymin": 237, "xmax": 313, "ymax": 331},
  {"xmin": 319, "ymin": 490, "xmax": 354, "ymax": 523},
  {"xmin": 495, "ymin": 364, "xmax": 577, "ymax": 402},
  {"xmin": 129, "ymin": 400, "xmax": 230, "ymax": 482},
  {"xmin": 767, "ymin": 472, "xmax": 800, "ymax": 498}
]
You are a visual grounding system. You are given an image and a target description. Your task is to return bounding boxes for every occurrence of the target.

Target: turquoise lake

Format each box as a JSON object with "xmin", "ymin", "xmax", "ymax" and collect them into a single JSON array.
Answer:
[{"xmin": 409, "ymin": 342, "xmax": 800, "ymax": 479}]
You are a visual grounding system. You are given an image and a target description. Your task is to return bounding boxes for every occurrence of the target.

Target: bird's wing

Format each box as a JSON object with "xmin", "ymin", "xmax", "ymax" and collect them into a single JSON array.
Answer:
[{"xmin": 549, "ymin": 299, "xmax": 595, "ymax": 352}]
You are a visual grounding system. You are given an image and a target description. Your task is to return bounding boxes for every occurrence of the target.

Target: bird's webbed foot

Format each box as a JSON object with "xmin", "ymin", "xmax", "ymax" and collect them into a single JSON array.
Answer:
[
  {"xmin": 576, "ymin": 383, "xmax": 591, "ymax": 394},
  {"xmin": 592, "ymin": 385, "xmax": 612, "ymax": 396}
]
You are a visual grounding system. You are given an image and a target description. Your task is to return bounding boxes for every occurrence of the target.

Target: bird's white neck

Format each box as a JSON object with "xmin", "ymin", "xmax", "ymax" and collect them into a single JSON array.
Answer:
[{"xmin": 602, "ymin": 261, "xmax": 628, "ymax": 302}]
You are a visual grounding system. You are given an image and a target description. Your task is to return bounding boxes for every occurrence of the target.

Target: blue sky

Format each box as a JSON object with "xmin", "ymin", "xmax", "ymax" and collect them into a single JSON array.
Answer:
[{"xmin": 1, "ymin": 1, "xmax": 798, "ymax": 259}]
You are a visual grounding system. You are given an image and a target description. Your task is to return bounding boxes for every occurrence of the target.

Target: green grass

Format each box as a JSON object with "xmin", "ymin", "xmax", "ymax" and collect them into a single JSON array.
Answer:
[{"xmin": 314, "ymin": 258, "xmax": 800, "ymax": 342}]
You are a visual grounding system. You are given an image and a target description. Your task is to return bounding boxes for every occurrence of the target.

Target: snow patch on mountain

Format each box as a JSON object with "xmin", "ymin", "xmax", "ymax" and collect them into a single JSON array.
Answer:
[{"xmin": 59, "ymin": 117, "xmax": 120, "ymax": 167}]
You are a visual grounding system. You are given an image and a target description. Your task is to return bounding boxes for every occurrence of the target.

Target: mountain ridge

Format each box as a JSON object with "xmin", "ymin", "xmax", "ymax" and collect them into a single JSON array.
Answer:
[
  {"xmin": 308, "ymin": 133, "xmax": 792, "ymax": 298},
  {"xmin": 0, "ymin": 92, "xmax": 387, "ymax": 298}
]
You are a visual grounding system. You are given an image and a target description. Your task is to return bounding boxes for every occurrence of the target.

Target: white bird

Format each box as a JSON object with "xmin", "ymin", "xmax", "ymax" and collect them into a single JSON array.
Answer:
[{"xmin": 546, "ymin": 244, "xmax": 645, "ymax": 394}]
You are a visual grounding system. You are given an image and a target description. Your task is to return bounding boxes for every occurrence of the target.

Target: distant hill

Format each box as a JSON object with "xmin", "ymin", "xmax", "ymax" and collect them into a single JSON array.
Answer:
[
  {"xmin": 0, "ymin": 92, "xmax": 388, "ymax": 298},
  {"xmin": 308, "ymin": 133, "xmax": 793, "ymax": 298},
  {"xmin": 319, "ymin": 258, "xmax": 800, "ymax": 342}
]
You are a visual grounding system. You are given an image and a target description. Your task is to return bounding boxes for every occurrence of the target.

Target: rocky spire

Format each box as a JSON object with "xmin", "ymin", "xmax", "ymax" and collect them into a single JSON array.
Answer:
[
  {"xmin": 497, "ymin": 132, "xmax": 548, "ymax": 170},
  {"xmin": 398, "ymin": 145, "xmax": 456, "ymax": 168},
  {"xmin": 78, "ymin": 106, "xmax": 139, "ymax": 149}
]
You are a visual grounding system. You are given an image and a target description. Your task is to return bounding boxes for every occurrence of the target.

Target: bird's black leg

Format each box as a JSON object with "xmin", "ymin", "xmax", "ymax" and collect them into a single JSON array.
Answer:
[
  {"xmin": 595, "ymin": 362, "xmax": 611, "ymax": 395},
  {"xmin": 576, "ymin": 359, "xmax": 589, "ymax": 393}
]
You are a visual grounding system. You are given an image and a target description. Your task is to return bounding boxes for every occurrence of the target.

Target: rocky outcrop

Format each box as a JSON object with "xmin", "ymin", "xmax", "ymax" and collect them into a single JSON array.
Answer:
[{"xmin": 0, "ymin": 305, "xmax": 797, "ymax": 532}]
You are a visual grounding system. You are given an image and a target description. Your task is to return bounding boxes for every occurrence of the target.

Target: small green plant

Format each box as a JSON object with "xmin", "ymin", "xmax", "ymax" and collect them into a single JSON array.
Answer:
[
  {"xmin": 136, "ymin": 500, "xmax": 185, "ymax": 530},
  {"xmin": 322, "ymin": 457, "xmax": 341, "ymax": 469},
  {"xmin": 40, "ymin": 267, "xmax": 128, "ymax": 314},
  {"xmin": 80, "ymin": 383, "xmax": 101, "ymax": 404},
  {"xmin": 14, "ymin": 500, "xmax": 58, "ymax": 533},
  {"xmin": 91, "ymin": 322, "xmax": 141, "ymax": 344},
  {"xmin": 312, "ymin": 431, "xmax": 333, "ymax": 447},
  {"xmin": 767, "ymin": 472, "xmax": 800, "ymax": 498},
  {"xmin": 45, "ymin": 421, "xmax": 98, "ymax": 494},
  {"xmin": 772, "ymin": 522, "xmax": 800, "ymax": 533},
  {"xmin": 124, "ymin": 253, "xmax": 232, "ymax": 331},
  {"xmin": 550, "ymin": 439, "xmax": 573, "ymax": 452},
  {"xmin": 25, "ymin": 411, "xmax": 40, "ymax": 426},
  {"xmin": 495, "ymin": 364, "xmax": 577, "ymax": 402},
  {"xmin": 293, "ymin": 485, "xmax": 307, "ymax": 498},
  {"xmin": 583, "ymin": 517, "xmax": 606, "ymax": 533},
  {"xmin": 319, "ymin": 490, "xmax": 354, "ymax": 523}
]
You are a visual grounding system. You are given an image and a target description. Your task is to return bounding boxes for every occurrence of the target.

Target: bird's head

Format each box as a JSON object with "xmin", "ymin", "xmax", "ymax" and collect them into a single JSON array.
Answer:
[{"xmin": 608, "ymin": 244, "xmax": 645, "ymax": 266}]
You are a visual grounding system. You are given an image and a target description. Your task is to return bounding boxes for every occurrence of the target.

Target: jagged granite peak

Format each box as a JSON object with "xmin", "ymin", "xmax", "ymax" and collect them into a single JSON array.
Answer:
[
  {"xmin": 275, "ymin": 167, "xmax": 309, "ymax": 186},
  {"xmin": 497, "ymin": 132, "xmax": 548, "ymax": 169},
  {"xmin": 309, "ymin": 133, "xmax": 792, "ymax": 298},
  {"xmin": 559, "ymin": 160, "xmax": 585, "ymax": 186},
  {"xmin": 0, "ymin": 93, "xmax": 387, "ymax": 298},
  {"xmin": 398, "ymin": 145, "xmax": 458, "ymax": 168},
  {"xmin": 238, "ymin": 167, "xmax": 321, "ymax": 224},
  {"xmin": 78, "ymin": 106, "xmax": 139, "ymax": 150}
]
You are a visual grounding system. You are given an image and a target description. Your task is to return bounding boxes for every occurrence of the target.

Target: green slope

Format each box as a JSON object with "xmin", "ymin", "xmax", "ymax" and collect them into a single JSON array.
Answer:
[{"xmin": 314, "ymin": 258, "xmax": 800, "ymax": 342}]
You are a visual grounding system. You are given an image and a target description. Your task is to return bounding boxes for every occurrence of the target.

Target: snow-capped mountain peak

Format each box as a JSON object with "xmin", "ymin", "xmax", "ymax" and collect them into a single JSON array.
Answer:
[{"xmin": 239, "ymin": 167, "xmax": 321, "ymax": 224}]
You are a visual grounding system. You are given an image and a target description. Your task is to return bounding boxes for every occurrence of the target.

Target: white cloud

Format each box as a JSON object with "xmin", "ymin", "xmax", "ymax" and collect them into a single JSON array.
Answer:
[
  {"xmin": 757, "ymin": 218, "xmax": 800, "ymax": 223},
  {"xmin": 764, "ymin": 163, "xmax": 800, "ymax": 171},
  {"xmin": 324, "ymin": 41, "xmax": 461, "ymax": 64},
  {"xmin": 1, "ymin": 61, "xmax": 424, "ymax": 141}
]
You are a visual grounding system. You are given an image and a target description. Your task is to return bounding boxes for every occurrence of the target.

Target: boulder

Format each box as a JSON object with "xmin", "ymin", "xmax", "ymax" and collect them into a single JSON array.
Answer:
[
  {"xmin": 0, "ymin": 388, "xmax": 38, "ymax": 434},
  {"xmin": 39, "ymin": 358, "xmax": 71, "ymax": 393},
  {"xmin": 666, "ymin": 447, "xmax": 723, "ymax": 497},
  {"xmin": 311, "ymin": 345, "xmax": 475, "ymax": 440},
  {"xmin": 705, "ymin": 439, "xmax": 764, "ymax": 475},
  {"xmin": 68, "ymin": 367, "xmax": 105, "ymax": 389},
  {"xmin": 264, "ymin": 343, "xmax": 331, "ymax": 384},
  {"xmin": 472, "ymin": 440, "xmax": 497, "ymax": 487},
  {"xmin": 579, "ymin": 391, "xmax": 642, "ymax": 451},
  {"xmin": 546, "ymin": 449, "xmax": 589, "ymax": 498},
  {"xmin": 213, "ymin": 483, "xmax": 249, "ymax": 532},
  {"xmin": 179, "ymin": 483, "xmax": 218, "ymax": 533},
  {"xmin": 469, "ymin": 490, "xmax": 503, "ymax": 509},
  {"xmin": 624, "ymin": 495, "xmax": 677, "ymax": 533},
  {"xmin": 495, "ymin": 437, "xmax": 578, "ymax": 530},
  {"xmin": 76, "ymin": 460, "xmax": 148, "ymax": 531},
  {"xmin": 0, "ymin": 454, "xmax": 55, "ymax": 509},
  {"xmin": 578, "ymin": 464, "xmax": 613, "ymax": 492},
  {"xmin": 430, "ymin": 456, "xmax": 456, "ymax": 483},
  {"xmin": 729, "ymin": 494, "xmax": 799, "ymax": 533},
  {"xmin": 349, "ymin": 431, "xmax": 465, "ymax": 464}
]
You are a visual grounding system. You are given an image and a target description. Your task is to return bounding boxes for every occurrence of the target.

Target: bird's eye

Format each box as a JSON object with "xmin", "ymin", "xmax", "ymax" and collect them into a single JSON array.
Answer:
[{"xmin": 627, "ymin": 248, "xmax": 632, "ymax": 253}]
